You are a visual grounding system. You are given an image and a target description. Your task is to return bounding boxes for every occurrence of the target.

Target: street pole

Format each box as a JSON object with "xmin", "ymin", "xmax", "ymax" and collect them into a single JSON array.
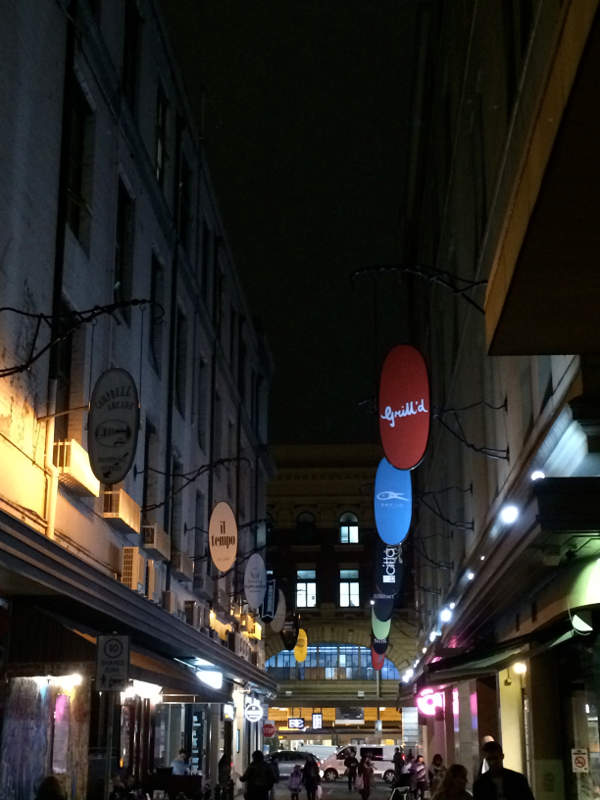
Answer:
[{"xmin": 104, "ymin": 692, "xmax": 115, "ymax": 800}]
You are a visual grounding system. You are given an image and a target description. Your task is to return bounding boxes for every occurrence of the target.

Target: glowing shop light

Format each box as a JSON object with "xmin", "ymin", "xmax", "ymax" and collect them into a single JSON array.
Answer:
[
  {"xmin": 439, "ymin": 607, "xmax": 453, "ymax": 623},
  {"xmin": 120, "ymin": 680, "xmax": 163, "ymax": 705},
  {"xmin": 466, "ymin": 571, "xmax": 475, "ymax": 581},
  {"xmin": 422, "ymin": 646, "xmax": 427, "ymax": 654},
  {"xmin": 416, "ymin": 688, "xmax": 444, "ymax": 717},
  {"xmin": 572, "ymin": 612, "xmax": 594, "ymax": 633},
  {"xmin": 530, "ymin": 470, "xmax": 545, "ymax": 481},
  {"xmin": 428, "ymin": 630, "xmax": 440, "ymax": 642},
  {"xmin": 480, "ymin": 555, "xmax": 486, "ymax": 561},
  {"xmin": 512, "ymin": 662, "xmax": 527, "ymax": 675},
  {"xmin": 449, "ymin": 601, "xmax": 456, "ymax": 610},
  {"xmin": 401, "ymin": 668, "xmax": 414, "ymax": 684},
  {"xmin": 33, "ymin": 673, "xmax": 83, "ymax": 693},
  {"xmin": 500, "ymin": 504, "xmax": 519, "ymax": 525},
  {"xmin": 197, "ymin": 669, "xmax": 224, "ymax": 690}
]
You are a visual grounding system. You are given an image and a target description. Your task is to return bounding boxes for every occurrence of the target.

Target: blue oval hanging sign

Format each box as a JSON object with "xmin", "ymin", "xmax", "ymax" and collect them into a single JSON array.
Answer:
[
  {"xmin": 379, "ymin": 345, "xmax": 430, "ymax": 470},
  {"xmin": 374, "ymin": 458, "xmax": 412, "ymax": 545}
]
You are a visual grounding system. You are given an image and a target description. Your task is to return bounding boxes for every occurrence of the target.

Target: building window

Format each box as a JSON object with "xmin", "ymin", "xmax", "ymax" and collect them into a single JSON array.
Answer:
[
  {"xmin": 296, "ymin": 570, "xmax": 317, "ymax": 608},
  {"xmin": 66, "ymin": 76, "xmax": 94, "ymax": 252},
  {"xmin": 297, "ymin": 511, "xmax": 316, "ymax": 527},
  {"xmin": 175, "ymin": 309, "xmax": 188, "ymax": 415},
  {"xmin": 114, "ymin": 179, "xmax": 135, "ymax": 323},
  {"xmin": 154, "ymin": 85, "xmax": 168, "ymax": 187},
  {"xmin": 122, "ymin": 0, "xmax": 141, "ymax": 111},
  {"xmin": 195, "ymin": 358, "xmax": 207, "ymax": 449},
  {"xmin": 142, "ymin": 419, "xmax": 160, "ymax": 524},
  {"xmin": 177, "ymin": 153, "xmax": 192, "ymax": 252},
  {"xmin": 149, "ymin": 255, "xmax": 164, "ymax": 373},
  {"xmin": 339, "ymin": 512, "xmax": 359, "ymax": 543},
  {"xmin": 265, "ymin": 644, "xmax": 400, "ymax": 681},
  {"xmin": 339, "ymin": 569, "xmax": 359, "ymax": 607}
]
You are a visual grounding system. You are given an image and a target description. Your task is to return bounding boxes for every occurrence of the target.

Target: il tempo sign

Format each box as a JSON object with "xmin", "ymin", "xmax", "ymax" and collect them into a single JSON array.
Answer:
[
  {"xmin": 379, "ymin": 345, "xmax": 430, "ymax": 470},
  {"xmin": 209, "ymin": 502, "xmax": 238, "ymax": 572}
]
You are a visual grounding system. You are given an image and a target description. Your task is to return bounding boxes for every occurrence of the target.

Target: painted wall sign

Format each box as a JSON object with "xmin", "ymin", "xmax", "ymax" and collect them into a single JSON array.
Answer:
[
  {"xmin": 379, "ymin": 345, "xmax": 430, "ymax": 470},
  {"xmin": 281, "ymin": 614, "xmax": 300, "ymax": 650},
  {"xmin": 88, "ymin": 369, "xmax": 139, "ymax": 484},
  {"xmin": 261, "ymin": 577, "xmax": 277, "ymax": 623},
  {"xmin": 371, "ymin": 647, "xmax": 385, "ymax": 670},
  {"xmin": 371, "ymin": 637, "xmax": 389, "ymax": 656},
  {"xmin": 374, "ymin": 459, "xmax": 412, "ymax": 545},
  {"xmin": 294, "ymin": 628, "xmax": 308, "ymax": 663},
  {"xmin": 209, "ymin": 502, "xmax": 238, "ymax": 572},
  {"xmin": 270, "ymin": 590, "xmax": 287, "ymax": 633},
  {"xmin": 244, "ymin": 553, "xmax": 267, "ymax": 609},
  {"xmin": 244, "ymin": 698, "xmax": 264, "ymax": 723},
  {"xmin": 373, "ymin": 596, "xmax": 394, "ymax": 622},
  {"xmin": 371, "ymin": 609, "xmax": 391, "ymax": 640}
]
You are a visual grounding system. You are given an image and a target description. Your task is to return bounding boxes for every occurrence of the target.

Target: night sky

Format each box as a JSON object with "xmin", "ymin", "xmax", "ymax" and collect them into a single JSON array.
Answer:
[{"xmin": 163, "ymin": 2, "xmax": 417, "ymax": 444}]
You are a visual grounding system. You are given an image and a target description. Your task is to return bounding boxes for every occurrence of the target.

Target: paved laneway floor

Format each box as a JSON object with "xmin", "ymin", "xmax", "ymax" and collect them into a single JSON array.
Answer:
[{"xmin": 274, "ymin": 779, "xmax": 394, "ymax": 800}]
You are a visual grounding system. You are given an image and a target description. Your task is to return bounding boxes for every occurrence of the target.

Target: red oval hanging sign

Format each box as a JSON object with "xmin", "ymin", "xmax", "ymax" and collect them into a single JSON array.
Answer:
[
  {"xmin": 371, "ymin": 646, "xmax": 385, "ymax": 670},
  {"xmin": 379, "ymin": 345, "xmax": 430, "ymax": 470}
]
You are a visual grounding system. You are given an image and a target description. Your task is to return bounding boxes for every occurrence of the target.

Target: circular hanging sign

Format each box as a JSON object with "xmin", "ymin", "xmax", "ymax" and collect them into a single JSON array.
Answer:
[
  {"xmin": 208, "ymin": 502, "xmax": 238, "ymax": 572},
  {"xmin": 244, "ymin": 553, "xmax": 267, "ymax": 609},
  {"xmin": 379, "ymin": 345, "xmax": 430, "ymax": 470},
  {"xmin": 263, "ymin": 721, "xmax": 276, "ymax": 737},
  {"xmin": 244, "ymin": 698, "xmax": 264, "ymax": 724},
  {"xmin": 281, "ymin": 614, "xmax": 300, "ymax": 650},
  {"xmin": 372, "ymin": 636, "xmax": 389, "ymax": 655},
  {"xmin": 374, "ymin": 459, "xmax": 412, "ymax": 545},
  {"xmin": 294, "ymin": 628, "xmax": 308, "ymax": 663},
  {"xmin": 373, "ymin": 596, "xmax": 394, "ymax": 621},
  {"xmin": 371, "ymin": 646, "xmax": 385, "ymax": 669},
  {"xmin": 88, "ymin": 368, "xmax": 139, "ymax": 484},
  {"xmin": 372, "ymin": 608, "xmax": 391, "ymax": 640},
  {"xmin": 270, "ymin": 590, "xmax": 287, "ymax": 633}
]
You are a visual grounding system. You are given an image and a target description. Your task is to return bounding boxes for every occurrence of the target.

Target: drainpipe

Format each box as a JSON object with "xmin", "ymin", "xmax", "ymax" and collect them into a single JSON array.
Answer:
[{"xmin": 46, "ymin": 1, "xmax": 76, "ymax": 539}]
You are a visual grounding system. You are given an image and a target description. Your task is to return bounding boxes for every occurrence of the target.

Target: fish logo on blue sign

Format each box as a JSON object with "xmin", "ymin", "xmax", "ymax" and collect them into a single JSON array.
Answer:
[{"xmin": 374, "ymin": 458, "xmax": 412, "ymax": 545}]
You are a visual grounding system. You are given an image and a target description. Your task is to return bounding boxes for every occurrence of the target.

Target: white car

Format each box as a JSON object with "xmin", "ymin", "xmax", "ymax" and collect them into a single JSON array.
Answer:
[{"xmin": 320, "ymin": 746, "xmax": 398, "ymax": 785}]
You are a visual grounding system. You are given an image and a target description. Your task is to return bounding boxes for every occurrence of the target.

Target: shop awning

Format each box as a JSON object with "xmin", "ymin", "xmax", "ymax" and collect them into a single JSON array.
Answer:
[
  {"xmin": 0, "ymin": 510, "xmax": 277, "ymax": 696},
  {"xmin": 417, "ymin": 629, "xmax": 574, "ymax": 689}
]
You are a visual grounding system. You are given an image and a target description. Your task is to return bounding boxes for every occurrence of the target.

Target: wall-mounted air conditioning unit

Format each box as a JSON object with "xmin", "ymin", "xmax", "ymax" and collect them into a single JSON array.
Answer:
[
  {"xmin": 103, "ymin": 488, "xmax": 141, "ymax": 536},
  {"xmin": 53, "ymin": 439, "xmax": 100, "ymax": 497},
  {"xmin": 163, "ymin": 589, "xmax": 177, "ymax": 615},
  {"xmin": 171, "ymin": 550, "xmax": 193, "ymax": 582},
  {"xmin": 122, "ymin": 547, "xmax": 145, "ymax": 593},
  {"xmin": 142, "ymin": 523, "xmax": 171, "ymax": 561},
  {"xmin": 146, "ymin": 559, "xmax": 161, "ymax": 603}
]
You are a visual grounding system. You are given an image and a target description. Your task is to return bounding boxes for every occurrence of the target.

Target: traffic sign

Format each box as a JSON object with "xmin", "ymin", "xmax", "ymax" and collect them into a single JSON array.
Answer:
[
  {"xmin": 263, "ymin": 721, "xmax": 276, "ymax": 737},
  {"xmin": 96, "ymin": 635, "xmax": 130, "ymax": 691}
]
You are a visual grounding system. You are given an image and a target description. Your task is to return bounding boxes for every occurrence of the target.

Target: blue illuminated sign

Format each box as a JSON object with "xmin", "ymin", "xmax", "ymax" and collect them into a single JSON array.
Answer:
[{"xmin": 374, "ymin": 458, "xmax": 412, "ymax": 544}]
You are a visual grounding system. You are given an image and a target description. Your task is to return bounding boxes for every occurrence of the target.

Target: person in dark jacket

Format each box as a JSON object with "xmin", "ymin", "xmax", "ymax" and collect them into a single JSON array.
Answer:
[
  {"xmin": 302, "ymin": 755, "xmax": 321, "ymax": 800},
  {"xmin": 357, "ymin": 756, "xmax": 374, "ymax": 800},
  {"xmin": 473, "ymin": 741, "xmax": 535, "ymax": 800},
  {"xmin": 35, "ymin": 777, "xmax": 66, "ymax": 800},
  {"xmin": 344, "ymin": 748, "xmax": 359, "ymax": 791},
  {"xmin": 241, "ymin": 751, "xmax": 275, "ymax": 800}
]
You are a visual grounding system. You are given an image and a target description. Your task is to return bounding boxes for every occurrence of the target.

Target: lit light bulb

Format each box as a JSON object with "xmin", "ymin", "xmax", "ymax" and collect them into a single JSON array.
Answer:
[
  {"xmin": 530, "ymin": 470, "xmax": 545, "ymax": 481},
  {"xmin": 466, "ymin": 570, "xmax": 475, "ymax": 581},
  {"xmin": 449, "ymin": 602, "xmax": 456, "ymax": 610},
  {"xmin": 500, "ymin": 504, "xmax": 519, "ymax": 525},
  {"xmin": 440, "ymin": 607, "xmax": 452, "ymax": 623}
]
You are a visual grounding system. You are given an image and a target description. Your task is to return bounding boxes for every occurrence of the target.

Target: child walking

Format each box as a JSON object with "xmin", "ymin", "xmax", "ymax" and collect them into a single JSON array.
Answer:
[{"xmin": 289, "ymin": 764, "xmax": 303, "ymax": 800}]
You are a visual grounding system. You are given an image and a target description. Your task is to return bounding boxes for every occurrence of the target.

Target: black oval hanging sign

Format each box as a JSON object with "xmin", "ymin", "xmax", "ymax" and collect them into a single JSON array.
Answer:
[
  {"xmin": 374, "ymin": 539, "xmax": 403, "ymax": 597},
  {"xmin": 280, "ymin": 614, "xmax": 300, "ymax": 651},
  {"xmin": 88, "ymin": 368, "xmax": 139, "ymax": 485},
  {"xmin": 379, "ymin": 345, "xmax": 430, "ymax": 470}
]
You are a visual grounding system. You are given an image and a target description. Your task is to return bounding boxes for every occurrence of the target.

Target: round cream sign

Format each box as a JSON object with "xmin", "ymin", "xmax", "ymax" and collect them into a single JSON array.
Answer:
[{"xmin": 209, "ymin": 502, "xmax": 238, "ymax": 572}]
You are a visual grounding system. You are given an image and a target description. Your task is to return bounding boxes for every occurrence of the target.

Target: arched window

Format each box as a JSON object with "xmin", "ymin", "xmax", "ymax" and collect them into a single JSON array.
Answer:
[
  {"xmin": 339, "ymin": 512, "xmax": 359, "ymax": 543},
  {"xmin": 265, "ymin": 644, "xmax": 400, "ymax": 681},
  {"xmin": 296, "ymin": 511, "xmax": 316, "ymax": 527}
]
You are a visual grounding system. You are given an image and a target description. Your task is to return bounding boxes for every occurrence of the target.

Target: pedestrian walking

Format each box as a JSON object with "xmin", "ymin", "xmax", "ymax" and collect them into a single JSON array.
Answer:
[
  {"xmin": 473, "ymin": 741, "xmax": 534, "ymax": 800},
  {"xmin": 429, "ymin": 754, "xmax": 447, "ymax": 796},
  {"xmin": 344, "ymin": 748, "xmax": 359, "ymax": 791},
  {"xmin": 302, "ymin": 755, "xmax": 321, "ymax": 800},
  {"xmin": 410, "ymin": 755, "xmax": 428, "ymax": 800},
  {"xmin": 289, "ymin": 764, "xmax": 303, "ymax": 800},
  {"xmin": 357, "ymin": 756, "xmax": 374, "ymax": 800},
  {"xmin": 431, "ymin": 764, "xmax": 471, "ymax": 800},
  {"xmin": 240, "ymin": 751, "xmax": 275, "ymax": 800},
  {"xmin": 171, "ymin": 749, "xmax": 190, "ymax": 775},
  {"xmin": 393, "ymin": 748, "xmax": 405, "ymax": 784}
]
